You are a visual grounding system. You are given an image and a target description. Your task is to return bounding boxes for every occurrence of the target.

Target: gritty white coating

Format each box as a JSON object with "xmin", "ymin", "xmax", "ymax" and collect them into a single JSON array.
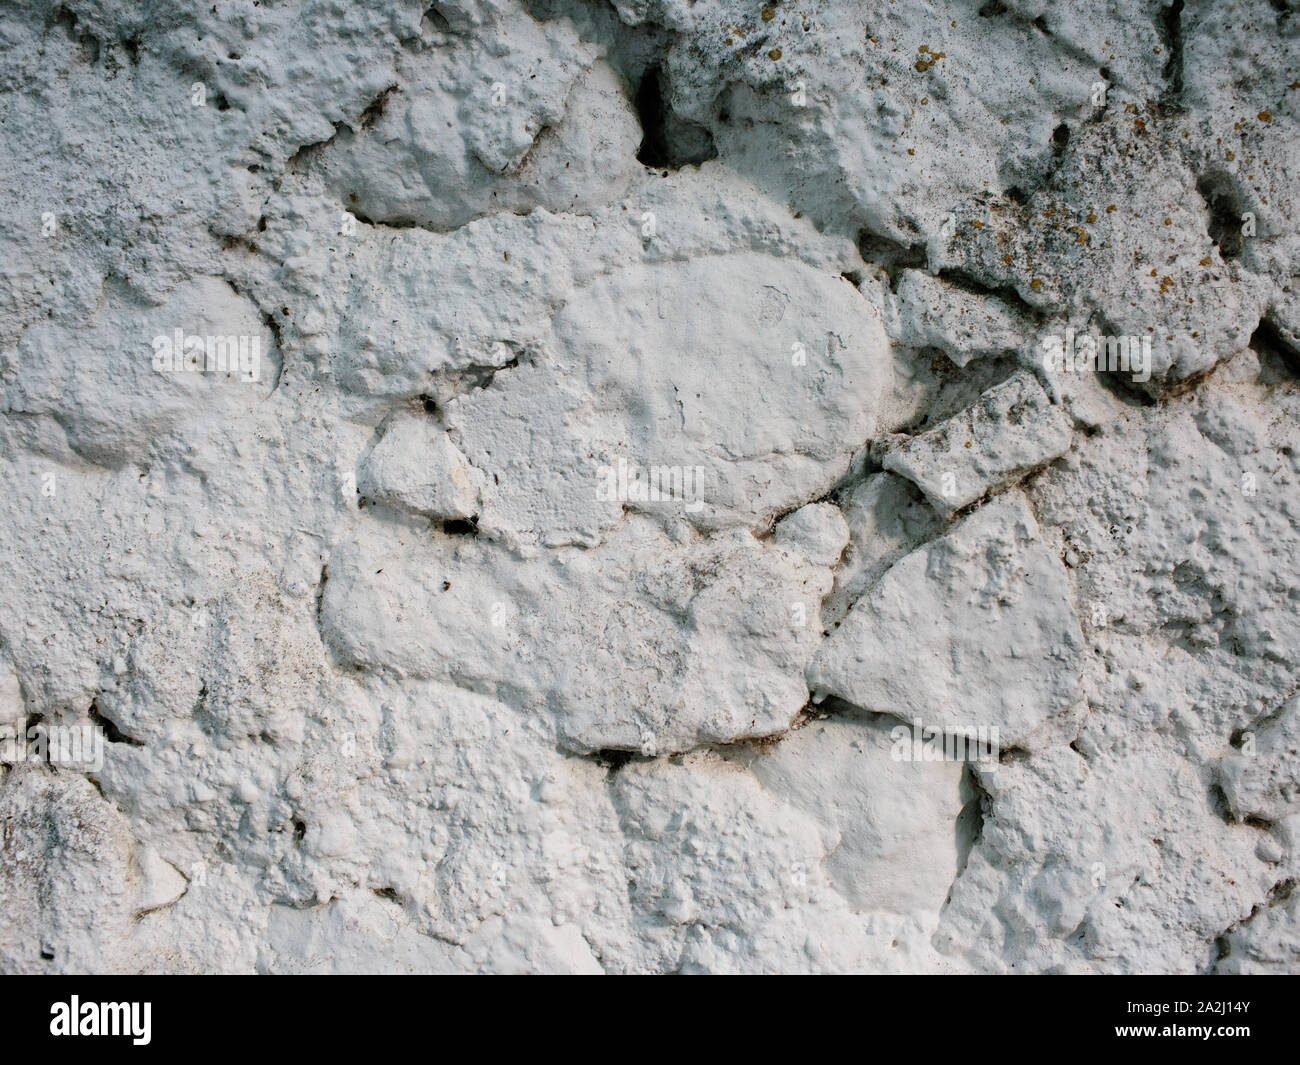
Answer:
[{"xmin": 0, "ymin": 0, "xmax": 1297, "ymax": 973}]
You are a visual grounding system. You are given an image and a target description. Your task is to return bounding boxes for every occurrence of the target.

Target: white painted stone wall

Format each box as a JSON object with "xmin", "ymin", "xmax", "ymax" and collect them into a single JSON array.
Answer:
[{"xmin": 0, "ymin": 0, "xmax": 1296, "ymax": 973}]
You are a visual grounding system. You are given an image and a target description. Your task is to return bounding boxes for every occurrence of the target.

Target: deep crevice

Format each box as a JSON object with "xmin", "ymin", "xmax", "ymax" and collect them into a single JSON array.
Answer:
[
  {"xmin": 345, "ymin": 208, "xmax": 425, "ymax": 232},
  {"xmin": 951, "ymin": 762, "xmax": 986, "ymax": 889},
  {"xmin": 88, "ymin": 697, "xmax": 144, "ymax": 747},
  {"xmin": 1250, "ymin": 316, "xmax": 1300, "ymax": 379},
  {"xmin": 1092, "ymin": 361, "xmax": 1159, "ymax": 407},
  {"xmin": 633, "ymin": 65, "xmax": 716, "ymax": 169},
  {"xmin": 1159, "ymin": 0, "xmax": 1185, "ymax": 108},
  {"xmin": 1208, "ymin": 781, "xmax": 1235, "ymax": 824},
  {"xmin": 423, "ymin": 4, "xmax": 452, "ymax": 33},
  {"xmin": 24, "ymin": 713, "xmax": 49, "ymax": 767},
  {"xmin": 634, "ymin": 66, "xmax": 670, "ymax": 167},
  {"xmin": 856, "ymin": 228, "xmax": 928, "ymax": 288},
  {"xmin": 934, "ymin": 267, "xmax": 1041, "ymax": 318},
  {"xmin": 260, "ymin": 308, "xmax": 286, "ymax": 393},
  {"xmin": 285, "ymin": 121, "xmax": 347, "ymax": 172},
  {"xmin": 1196, "ymin": 172, "xmax": 1247, "ymax": 260},
  {"xmin": 1211, "ymin": 878, "xmax": 1296, "ymax": 970},
  {"xmin": 1089, "ymin": 315, "xmax": 1161, "ymax": 405},
  {"xmin": 440, "ymin": 515, "xmax": 480, "ymax": 537},
  {"xmin": 591, "ymin": 748, "xmax": 637, "ymax": 774}
]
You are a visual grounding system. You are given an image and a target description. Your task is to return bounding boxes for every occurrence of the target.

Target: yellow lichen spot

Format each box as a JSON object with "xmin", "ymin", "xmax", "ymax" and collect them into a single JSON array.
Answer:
[
  {"xmin": 1258, "ymin": 111, "xmax": 1272, "ymax": 123},
  {"xmin": 907, "ymin": 148, "xmax": 915, "ymax": 155},
  {"xmin": 1106, "ymin": 204, "xmax": 1117, "ymax": 213},
  {"xmin": 1029, "ymin": 278, "xmax": 1043, "ymax": 291},
  {"xmin": 761, "ymin": 7, "xmax": 775, "ymax": 21},
  {"xmin": 1199, "ymin": 256, "xmax": 1212, "ymax": 267},
  {"xmin": 768, "ymin": 47, "xmax": 782, "ymax": 60},
  {"xmin": 1086, "ymin": 211, "xmax": 1097, "ymax": 223},
  {"xmin": 964, "ymin": 441, "xmax": 972, "ymax": 449},
  {"xmin": 1164, "ymin": 217, "xmax": 1172, "ymax": 225},
  {"xmin": 915, "ymin": 44, "xmax": 946, "ymax": 72},
  {"xmin": 1134, "ymin": 118, "xmax": 1147, "ymax": 132},
  {"xmin": 1226, "ymin": 150, "xmax": 1235, "ymax": 161}
]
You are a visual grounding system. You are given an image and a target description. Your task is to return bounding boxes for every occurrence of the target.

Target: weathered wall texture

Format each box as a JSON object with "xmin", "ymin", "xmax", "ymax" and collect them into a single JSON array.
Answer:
[{"xmin": 0, "ymin": 0, "xmax": 1297, "ymax": 973}]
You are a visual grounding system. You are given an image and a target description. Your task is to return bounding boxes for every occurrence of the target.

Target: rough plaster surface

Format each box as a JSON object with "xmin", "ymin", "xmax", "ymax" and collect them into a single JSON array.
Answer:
[{"xmin": 0, "ymin": 0, "xmax": 1298, "ymax": 974}]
